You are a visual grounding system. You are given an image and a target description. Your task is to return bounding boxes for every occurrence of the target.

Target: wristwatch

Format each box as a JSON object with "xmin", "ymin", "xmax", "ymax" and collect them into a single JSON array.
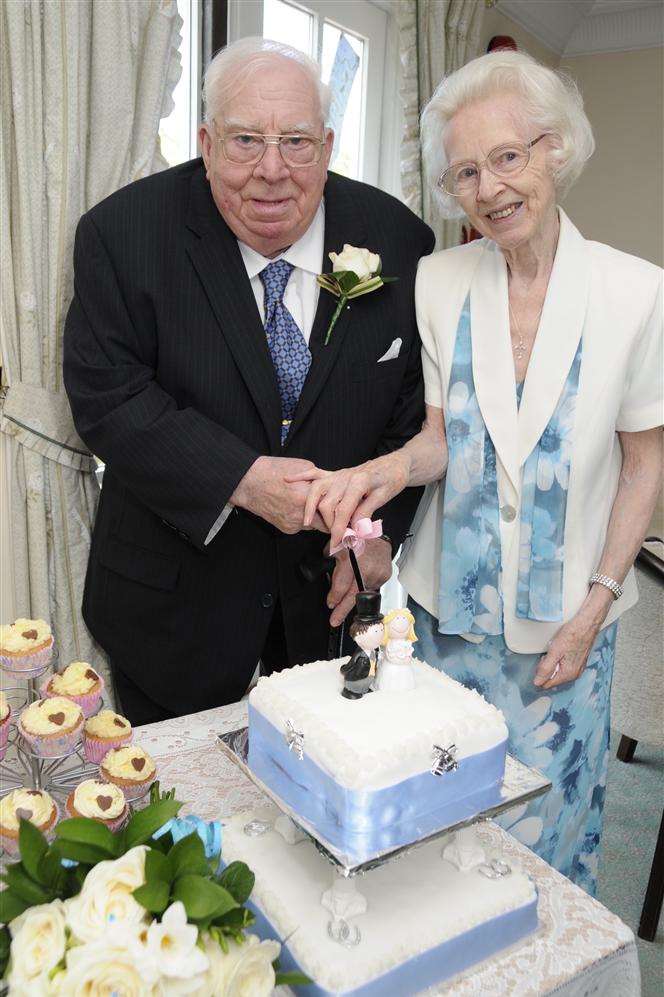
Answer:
[{"xmin": 589, "ymin": 572, "xmax": 623, "ymax": 600}]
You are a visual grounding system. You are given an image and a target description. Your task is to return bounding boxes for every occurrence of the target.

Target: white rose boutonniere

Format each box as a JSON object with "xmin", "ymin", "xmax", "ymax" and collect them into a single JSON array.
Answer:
[
  {"xmin": 318, "ymin": 244, "xmax": 397, "ymax": 345},
  {"xmin": 65, "ymin": 845, "xmax": 149, "ymax": 943}
]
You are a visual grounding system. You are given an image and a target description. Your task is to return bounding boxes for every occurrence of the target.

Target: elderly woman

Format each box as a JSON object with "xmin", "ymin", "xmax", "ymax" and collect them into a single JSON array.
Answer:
[{"xmin": 291, "ymin": 51, "xmax": 663, "ymax": 894}]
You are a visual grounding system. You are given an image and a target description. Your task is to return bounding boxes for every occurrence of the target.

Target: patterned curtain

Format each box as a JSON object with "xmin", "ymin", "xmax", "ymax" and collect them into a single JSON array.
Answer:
[
  {"xmin": 0, "ymin": 0, "xmax": 182, "ymax": 696},
  {"xmin": 398, "ymin": 0, "xmax": 485, "ymax": 248}
]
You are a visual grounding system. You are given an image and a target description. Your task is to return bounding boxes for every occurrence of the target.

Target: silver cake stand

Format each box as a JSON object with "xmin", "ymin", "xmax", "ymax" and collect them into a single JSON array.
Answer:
[{"xmin": 217, "ymin": 726, "xmax": 552, "ymax": 876}]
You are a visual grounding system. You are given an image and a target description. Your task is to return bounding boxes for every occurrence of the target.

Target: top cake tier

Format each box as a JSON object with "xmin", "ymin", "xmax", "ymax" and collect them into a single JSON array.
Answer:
[{"xmin": 249, "ymin": 658, "xmax": 507, "ymax": 792}]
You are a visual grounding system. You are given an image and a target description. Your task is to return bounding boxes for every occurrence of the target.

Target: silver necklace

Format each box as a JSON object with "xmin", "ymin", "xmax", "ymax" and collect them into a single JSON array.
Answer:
[{"xmin": 508, "ymin": 300, "xmax": 527, "ymax": 360}]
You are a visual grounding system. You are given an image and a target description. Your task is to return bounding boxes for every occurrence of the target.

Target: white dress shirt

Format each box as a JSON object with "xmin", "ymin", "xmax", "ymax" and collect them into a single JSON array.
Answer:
[{"xmin": 205, "ymin": 202, "xmax": 325, "ymax": 544}]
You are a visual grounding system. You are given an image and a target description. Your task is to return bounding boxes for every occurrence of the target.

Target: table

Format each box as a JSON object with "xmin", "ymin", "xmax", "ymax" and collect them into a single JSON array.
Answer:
[{"xmin": 136, "ymin": 703, "xmax": 641, "ymax": 997}]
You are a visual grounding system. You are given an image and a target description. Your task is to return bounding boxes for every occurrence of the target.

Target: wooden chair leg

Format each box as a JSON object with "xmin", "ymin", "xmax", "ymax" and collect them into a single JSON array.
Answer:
[
  {"xmin": 638, "ymin": 808, "xmax": 664, "ymax": 942},
  {"xmin": 616, "ymin": 734, "xmax": 638, "ymax": 763}
]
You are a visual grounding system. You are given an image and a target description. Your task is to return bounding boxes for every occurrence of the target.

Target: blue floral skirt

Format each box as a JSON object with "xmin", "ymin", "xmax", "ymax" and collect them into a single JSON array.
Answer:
[{"xmin": 410, "ymin": 599, "xmax": 617, "ymax": 896}]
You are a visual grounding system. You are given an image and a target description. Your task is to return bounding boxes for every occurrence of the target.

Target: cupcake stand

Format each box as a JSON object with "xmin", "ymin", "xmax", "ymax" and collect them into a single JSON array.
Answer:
[{"xmin": 0, "ymin": 642, "xmax": 137, "ymax": 855}]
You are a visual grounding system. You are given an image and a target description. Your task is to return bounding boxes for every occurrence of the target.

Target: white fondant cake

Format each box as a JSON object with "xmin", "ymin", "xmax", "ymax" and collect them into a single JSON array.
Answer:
[
  {"xmin": 248, "ymin": 658, "xmax": 508, "ymax": 864},
  {"xmin": 223, "ymin": 805, "xmax": 538, "ymax": 996}
]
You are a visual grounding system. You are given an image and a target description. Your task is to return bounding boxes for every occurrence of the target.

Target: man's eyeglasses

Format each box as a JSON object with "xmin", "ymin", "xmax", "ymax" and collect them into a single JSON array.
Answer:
[
  {"xmin": 213, "ymin": 121, "xmax": 326, "ymax": 168},
  {"xmin": 437, "ymin": 134, "xmax": 548, "ymax": 196}
]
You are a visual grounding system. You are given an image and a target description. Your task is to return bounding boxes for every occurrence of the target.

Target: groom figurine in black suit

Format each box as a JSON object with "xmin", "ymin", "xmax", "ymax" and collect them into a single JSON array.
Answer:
[{"xmin": 64, "ymin": 37, "xmax": 434, "ymax": 724}]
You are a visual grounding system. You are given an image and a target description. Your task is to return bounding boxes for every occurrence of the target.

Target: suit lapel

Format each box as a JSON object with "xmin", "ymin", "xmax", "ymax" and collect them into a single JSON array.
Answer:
[
  {"xmin": 470, "ymin": 242, "xmax": 520, "ymax": 492},
  {"xmin": 184, "ymin": 168, "xmax": 282, "ymax": 451},
  {"xmin": 517, "ymin": 210, "xmax": 589, "ymax": 465},
  {"xmin": 284, "ymin": 173, "xmax": 367, "ymax": 448}
]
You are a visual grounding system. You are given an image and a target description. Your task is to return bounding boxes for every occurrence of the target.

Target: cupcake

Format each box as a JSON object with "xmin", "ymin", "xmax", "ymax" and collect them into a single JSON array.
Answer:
[
  {"xmin": 0, "ymin": 788, "xmax": 58, "ymax": 855},
  {"xmin": 0, "ymin": 691, "xmax": 11, "ymax": 761},
  {"xmin": 42, "ymin": 661, "xmax": 104, "ymax": 717},
  {"xmin": 65, "ymin": 779, "xmax": 129, "ymax": 832},
  {"xmin": 100, "ymin": 745, "xmax": 157, "ymax": 800},
  {"xmin": 0, "ymin": 619, "xmax": 53, "ymax": 673},
  {"xmin": 18, "ymin": 696, "xmax": 84, "ymax": 757},
  {"xmin": 83, "ymin": 709, "xmax": 132, "ymax": 763}
]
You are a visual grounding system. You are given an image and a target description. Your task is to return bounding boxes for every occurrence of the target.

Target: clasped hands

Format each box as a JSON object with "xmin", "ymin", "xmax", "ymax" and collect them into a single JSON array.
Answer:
[{"xmin": 231, "ymin": 454, "xmax": 407, "ymax": 624}]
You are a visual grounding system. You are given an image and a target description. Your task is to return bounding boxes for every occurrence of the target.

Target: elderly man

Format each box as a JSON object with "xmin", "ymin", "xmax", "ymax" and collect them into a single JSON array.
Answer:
[{"xmin": 64, "ymin": 38, "xmax": 434, "ymax": 724}]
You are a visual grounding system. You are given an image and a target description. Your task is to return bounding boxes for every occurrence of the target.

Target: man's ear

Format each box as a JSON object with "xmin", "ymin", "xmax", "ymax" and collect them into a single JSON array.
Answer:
[
  {"xmin": 199, "ymin": 125, "xmax": 213, "ymax": 176},
  {"xmin": 323, "ymin": 128, "xmax": 335, "ymax": 169}
]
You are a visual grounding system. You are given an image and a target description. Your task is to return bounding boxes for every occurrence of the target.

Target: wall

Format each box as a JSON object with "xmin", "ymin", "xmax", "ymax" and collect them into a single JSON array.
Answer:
[
  {"xmin": 560, "ymin": 47, "xmax": 664, "ymax": 267},
  {"xmin": 480, "ymin": 7, "xmax": 559, "ymax": 68}
]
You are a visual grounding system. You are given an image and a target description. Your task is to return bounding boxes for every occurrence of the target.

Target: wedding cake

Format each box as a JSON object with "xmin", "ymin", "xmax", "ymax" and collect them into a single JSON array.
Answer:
[{"xmin": 248, "ymin": 657, "xmax": 508, "ymax": 864}]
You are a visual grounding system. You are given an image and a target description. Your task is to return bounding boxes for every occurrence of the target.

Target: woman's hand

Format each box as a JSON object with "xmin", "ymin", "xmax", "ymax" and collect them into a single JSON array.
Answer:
[
  {"xmin": 533, "ymin": 604, "xmax": 607, "ymax": 689},
  {"xmin": 286, "ymin": 451, "xmax": 412, "ymax": 549}
]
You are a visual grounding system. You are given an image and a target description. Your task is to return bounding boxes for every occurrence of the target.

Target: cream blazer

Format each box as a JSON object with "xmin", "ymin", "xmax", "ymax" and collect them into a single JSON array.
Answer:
[{"xmin": 399, "ymin": 209, "xmax": 663, "ymax": 653}]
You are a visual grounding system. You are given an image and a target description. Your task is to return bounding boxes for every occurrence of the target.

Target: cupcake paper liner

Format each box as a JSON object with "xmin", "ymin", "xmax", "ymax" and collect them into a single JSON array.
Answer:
[
  {"xmin": 0, "ymin": 804, "xmax": 59, "ymax": 856},
  {"xmin": 83, "ymin": 730, "xmax": 132, "ymax": 765},
  {"xmin": 0, "ymin": 638, "xmax": 54, "ymax": 675},
  {"xmin": 0, "ymin": 710, "xmax": 11, "ymax": 762},
  {"xmin": 99, "ymin": 769, "xmax": 156, "ymax": 802},
  {"xmin": 41, "ymin": 676, "xmax": 104, "ymax": 719},
  {"xmin": 66, "ymin": 795, "xmax": 129, "ymax": 832},
  {"xmin": 17, "ymin": 716, "xmax": 83, "ymax": 758}
]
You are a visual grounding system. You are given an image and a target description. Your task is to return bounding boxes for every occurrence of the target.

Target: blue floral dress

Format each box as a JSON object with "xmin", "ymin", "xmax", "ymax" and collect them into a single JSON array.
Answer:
[{"xmin": 409, "ymin": 296, "xmax": 616, "ymax": 896}]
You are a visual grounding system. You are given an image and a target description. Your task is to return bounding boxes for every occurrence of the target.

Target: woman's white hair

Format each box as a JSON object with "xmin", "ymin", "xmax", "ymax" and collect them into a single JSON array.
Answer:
[
  {"xmin": 421, "ymin": 50, "xmax": 595, "ymax": 219},
  {"xmin": 203, "ymin": 37, "xmax": 331, "ymax": 127}
]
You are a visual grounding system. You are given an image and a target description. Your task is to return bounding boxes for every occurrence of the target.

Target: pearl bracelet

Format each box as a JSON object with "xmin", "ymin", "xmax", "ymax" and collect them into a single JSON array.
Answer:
[{"xmin": 589, "ymin": 572, "xmax": 623, "ymax": 600}]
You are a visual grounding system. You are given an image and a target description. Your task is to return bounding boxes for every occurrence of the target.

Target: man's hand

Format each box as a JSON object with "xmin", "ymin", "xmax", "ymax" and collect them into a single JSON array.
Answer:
[
  {"xmin": 231, "ymin": 456, "xmax": 327, "ymax": 534},
  {"xmin": 328, "ymin": 539, "xmax": 393, "ymax": 627}
]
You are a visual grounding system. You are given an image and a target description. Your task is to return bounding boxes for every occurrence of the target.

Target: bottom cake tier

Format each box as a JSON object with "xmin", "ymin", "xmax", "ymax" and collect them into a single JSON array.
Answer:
[{"xmin": 222, "ymin": 804, "xmax": 539, "ymax": 996}]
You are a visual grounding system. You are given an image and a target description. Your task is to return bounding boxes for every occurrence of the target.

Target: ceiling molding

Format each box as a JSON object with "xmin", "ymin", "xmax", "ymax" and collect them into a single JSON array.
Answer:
[
  {"xmin": 497, "ymin": 0, "xmax": 664, "ymax": 57},
  {"xmin": 565, "ymin": 3, "xmax": 664, "ymax": 56}
]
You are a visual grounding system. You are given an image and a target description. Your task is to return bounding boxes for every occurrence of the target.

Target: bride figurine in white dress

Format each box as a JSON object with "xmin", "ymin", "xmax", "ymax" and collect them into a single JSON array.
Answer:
[{"xmin": 375, "ymin": 608, "xmax": 417, "ymax": 692}]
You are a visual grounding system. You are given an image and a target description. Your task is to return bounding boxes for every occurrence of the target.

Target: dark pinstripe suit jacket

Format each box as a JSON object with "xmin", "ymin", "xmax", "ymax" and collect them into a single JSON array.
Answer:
[{"xmin": 64, "ymin": 159, "xmax": 435, "ymax": 713}]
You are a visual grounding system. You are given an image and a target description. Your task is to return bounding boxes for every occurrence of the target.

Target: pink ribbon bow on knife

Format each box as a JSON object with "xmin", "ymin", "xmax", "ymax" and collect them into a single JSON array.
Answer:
[{"xmin": 329, "ymin": 518, "xmax": 383, "ymax": 556}]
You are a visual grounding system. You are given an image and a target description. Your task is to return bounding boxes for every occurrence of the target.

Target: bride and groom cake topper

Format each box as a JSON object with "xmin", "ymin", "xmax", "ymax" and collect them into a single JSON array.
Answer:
[{"xmin": 341, "ymin": 591, "xmax": 417, "ymax": 699}]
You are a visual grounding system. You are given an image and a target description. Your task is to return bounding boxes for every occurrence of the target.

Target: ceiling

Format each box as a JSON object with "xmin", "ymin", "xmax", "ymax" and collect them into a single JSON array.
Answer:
[{"xmin": 498, "ymin": 0, "xmax": 664, "ymax": 56}]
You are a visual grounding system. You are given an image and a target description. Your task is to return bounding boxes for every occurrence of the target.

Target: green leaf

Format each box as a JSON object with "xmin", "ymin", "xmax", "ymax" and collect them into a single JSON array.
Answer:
[
  {"xmin": 172, "ymin": 875, "xmax": 238, "ymax": 921},
  {"xmin": 217, "ymin": 861, "xmax": 255, "ymax": 905},
  {"xmin": 133, "ymin": 879, "xmax": 170, "ymax": 915},
  {"xmin": 1, "ymin": 863, "xmax": 52, "ymax": 905},
  {"xmin": 18, "ymin": 818, "xmax": 48, "ymax": 882},
  {"xmin": 0, "ymin": 889, "xmax": 29, "ymax": 925},
  {"xmin": 337, "ymin": 270, "xmax": 362, "ymax": 293},
  {"xmin": 0, "ymin": 925, "xmax": 10, "ymax": 978},
  {"xmin": 275, "ymin": 970, "xmax": 313, "ymax": 986},
  {"xmin": 54, "ymin": 817, "xmax": 119, "ymax": 857},
  {"xmin": 124, "ymin": 798, "xmax": 182, "ymax": 849},
  {"xmin": 212, "ymin": 905, "xmax": 255, "ymax": 931},
  {"xmin": 51, "ymin": 838, "xmax": 111, "ymax": 866},
  {"xmin": 37, "ymin": 849, "xmax": 68, "ymax": 894},
  {"xmin": 145, "ymin": 847, "xmax": 173, "ymax": 884},
  {"xmin": 169, "ymin": 832, "xmax": 208, "ymax": 879},
  {"xmin": 346, "ymin": 275, "xmax": 384, "ymax": 299}
]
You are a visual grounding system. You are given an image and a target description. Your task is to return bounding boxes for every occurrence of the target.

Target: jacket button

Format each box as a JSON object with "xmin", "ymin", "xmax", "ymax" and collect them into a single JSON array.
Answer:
[
  {"xmin": 261, "ymin": 593, "xmax": 274, "ymax": 608},
  {"xmin": 500, "ymin": 505, "xmax": 516, "ymax": 523}
]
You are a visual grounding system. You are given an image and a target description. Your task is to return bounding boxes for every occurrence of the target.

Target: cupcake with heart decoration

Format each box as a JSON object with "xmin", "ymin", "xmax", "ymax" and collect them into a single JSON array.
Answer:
[
  {"xmin": 99, "ymin": 744, "xmax": 157, "ymax": 800},
  {"xmin": 0, "ymin": 788, "xmax": 58, "ymax": 855},
  {"xmin": 41, "ymin": 661, "xmax": 104, "ymax": 718},
  {"xmin": 82, "ymin": 709, "xmax": 132, "ymax": 763},
  {"xmin": 0, "ymin": 691, "xmax": 11, "ymax": 761},
  {"xmin": 65, "ymin": 779, "xmax": 129, "ymax": 831},
  {"xmin": 0, "ymin": 618, "xmax": 53, "ymax": 673},
  {"xmin": 17, "ymin": 696, "xmax": 84, "ymax": 757}
]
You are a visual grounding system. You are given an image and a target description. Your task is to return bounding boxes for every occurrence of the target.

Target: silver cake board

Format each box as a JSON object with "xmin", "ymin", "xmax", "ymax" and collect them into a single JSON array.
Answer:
[{"xmin": 217, "ymin": 726, "xmax": 551, "ymax": 875}]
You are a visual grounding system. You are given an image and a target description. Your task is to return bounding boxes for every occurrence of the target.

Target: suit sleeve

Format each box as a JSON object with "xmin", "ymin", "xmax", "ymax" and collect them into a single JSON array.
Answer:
[
  {"xmin": 371, "ymin": 222, "xmax": 436, "ymax": 552},
  {"xmin": 63, "ymin": 212, "xmax": 259, "ymax": 551}
]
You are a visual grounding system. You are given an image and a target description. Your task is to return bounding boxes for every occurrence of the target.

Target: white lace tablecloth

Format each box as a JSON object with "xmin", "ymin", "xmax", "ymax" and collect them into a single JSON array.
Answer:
[{"xmin": 136, "ymin": 704, "xmax": 641, "ymax": 997}]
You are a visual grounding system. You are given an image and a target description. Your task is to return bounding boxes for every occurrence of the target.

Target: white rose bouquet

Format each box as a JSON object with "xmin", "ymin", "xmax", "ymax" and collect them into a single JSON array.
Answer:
[
  {"xmin": 317, "ymin": 244, "xmax": 397, "ymax": 345},
  {"xmin": 0, "ymin": 786, "xmax": 307, "ymax": 995}
]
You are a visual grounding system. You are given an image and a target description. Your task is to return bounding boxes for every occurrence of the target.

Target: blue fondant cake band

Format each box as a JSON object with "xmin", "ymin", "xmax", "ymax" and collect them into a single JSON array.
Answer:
[
  {"xmin": 241, "ymin": 883, "xmax": 538, "ymax": 996},
  {"xmin": 248, "ymin": 706, "xmax": 508, "ymax": 863}
]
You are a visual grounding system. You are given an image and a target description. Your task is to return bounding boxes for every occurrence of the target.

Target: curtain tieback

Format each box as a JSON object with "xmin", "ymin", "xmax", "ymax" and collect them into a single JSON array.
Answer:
[{"xmin": 0, "ymin": 382, "xmax": 95, "ymax": 472}]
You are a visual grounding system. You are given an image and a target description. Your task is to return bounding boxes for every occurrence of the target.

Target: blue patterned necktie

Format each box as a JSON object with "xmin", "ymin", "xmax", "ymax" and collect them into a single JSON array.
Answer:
[{"xmin": 259, "ymin": 259, "xmax": 312, "ymax": 444}]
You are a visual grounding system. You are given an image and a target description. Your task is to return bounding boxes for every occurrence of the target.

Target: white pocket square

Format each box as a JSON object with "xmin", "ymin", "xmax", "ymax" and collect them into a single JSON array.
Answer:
[{"xmin": 377, "ymin": 338, "xmax": 402, "ymax": 363}]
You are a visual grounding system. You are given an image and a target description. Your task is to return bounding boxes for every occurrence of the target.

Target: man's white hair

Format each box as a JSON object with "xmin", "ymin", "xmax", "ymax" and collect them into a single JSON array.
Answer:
[
  {"xmin": 421, "ymin": 50, "xmax": 595, "ymax": 219},
  {"xmin": 203, "ymin": 36, "xmax": 331, "ymax": 127}
]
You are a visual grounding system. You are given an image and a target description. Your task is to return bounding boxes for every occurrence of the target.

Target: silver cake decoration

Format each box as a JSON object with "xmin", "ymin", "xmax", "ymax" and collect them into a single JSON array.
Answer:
[
  {"xmin": 430, "ymin": 743, "xmax": 458, "ymax": 776},
  {"xmin": 327, "ymin": 917, "xmax": 362, "ymax": 947},
  {"xmin": 243, "ymin": 820, "xmax": 272, "ymax": 837},
  {"xmin": 285, "ymin": 719, "xmax": 305, "ymax": 760},
  {"xmin": 478, "ymin": 858, "xmax": 512, "ymax": 879}
]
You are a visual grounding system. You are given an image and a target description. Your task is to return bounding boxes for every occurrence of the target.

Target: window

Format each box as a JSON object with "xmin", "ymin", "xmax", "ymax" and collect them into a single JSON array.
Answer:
[
  {"xmin": 159, "ymin": 0, "xmax": 202, "ymax": 166},
  {"xmin": 230, "ymin": 0, "xmax": 388, "ymax": 186}
]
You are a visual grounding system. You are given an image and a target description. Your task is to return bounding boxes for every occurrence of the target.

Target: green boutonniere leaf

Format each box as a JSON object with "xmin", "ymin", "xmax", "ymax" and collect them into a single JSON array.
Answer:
[
  {"xmin": 55, "ymin": 817, "xmax": 120, "ymax": 857},
  {"xmin": 18, "ymin": 818, "xmax": 49, "ymax": 882},
  {"xmin": 0, "ymin": 887, "xmax": 30, "ymax": 924},
  {"xmin": 169, "ymin": 831, "xmax": 208, "ymax": 879},
  {"xmin": 1, "ymin": 863, "xmax": 52, "ymax": 906},
  {"xmin": 145, "ymin": 847, "xmax": 173, "ymax": 884},
  {"xmin": 123, "ymin": 796, "xmax": 182, "ymax": 849},
  {"xmin": 217, "ymin": 861, "xmax": 255, "ymax": 905},
  {"xmin": 173, "ymin": 874, "xmax": 238, "ymax": 922},
  {"xmin": 133, "ymin": 879, "xmax": 170, "ymax": 915}
]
